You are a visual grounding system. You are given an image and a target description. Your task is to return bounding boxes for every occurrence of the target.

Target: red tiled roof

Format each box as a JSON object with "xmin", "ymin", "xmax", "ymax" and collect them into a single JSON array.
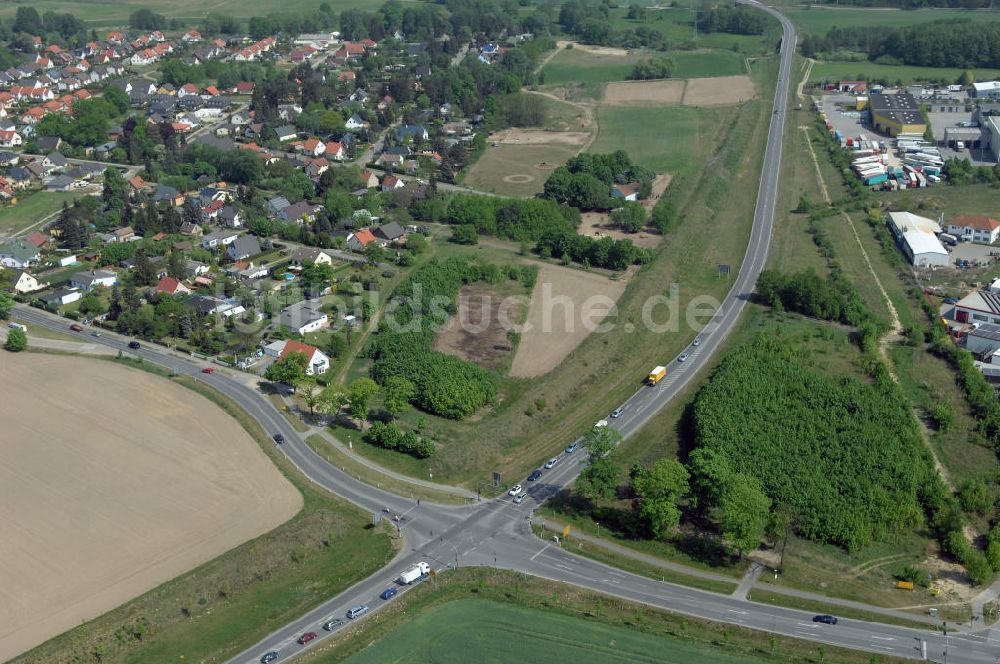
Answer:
[
  {"xmin": 279, "ymin": 339, "xmax": 319, "ymax": 363},
  {"xmin": 951, "ymin": 215, "xmax": 1000, "ymax": 231}
]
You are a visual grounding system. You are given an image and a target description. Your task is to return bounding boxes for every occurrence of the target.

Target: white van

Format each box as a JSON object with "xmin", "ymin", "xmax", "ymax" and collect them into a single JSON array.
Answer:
[
  {"xmin": 956, "ymin": 141, "xmax": 966, "ymax": 150},
  {"xmin": 8, "ymin": 322, "xmax": 26, "ymax": 331}
]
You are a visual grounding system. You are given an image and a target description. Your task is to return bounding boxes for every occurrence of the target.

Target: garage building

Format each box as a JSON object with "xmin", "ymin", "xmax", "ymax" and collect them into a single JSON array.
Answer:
[
  {"xmin": 971, "ymin": 81, "xmax": 1000, "ymax": 100},
  {"xmin": 886, "ymin": 211, "xmax": 949, "ymax": 267},
  {"xmin": 869, "ymin": 92, "xmax": 926, "ymax": 137}
]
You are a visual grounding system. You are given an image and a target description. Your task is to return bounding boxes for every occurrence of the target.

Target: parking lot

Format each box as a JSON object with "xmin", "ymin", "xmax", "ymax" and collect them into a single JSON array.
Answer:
[
  {"xmin": 948, "ymin": 241, "xmax": 998, "ymax": 267},
  {"xmin": 821, "ymin": 95, "xmax": 883, "ymax": 144}
]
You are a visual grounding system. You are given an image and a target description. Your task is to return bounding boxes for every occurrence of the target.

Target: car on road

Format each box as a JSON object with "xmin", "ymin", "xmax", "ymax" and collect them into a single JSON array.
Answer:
[
  {"xmin": 527, "ymin": 469, "xmax": 543, "ymax": 481},
  {"xmin": 91, "ymin": 331, "xmax": 102, "ymax": 337},
  {"xmin": 323, "ymin": 618, "xmax": 345, "ymax": 631},
  {"xmin": 273, "ymin": 433, "xmax": 285, "ymax": 444},
  {"xmin": 70, "ymin": 323, "xmax": 83, "ymax": 332},
  {"xmin": 128, "ymin": 341, "xmax": 141, "ymax": 349},
  {"xmin": 202, "ymin": 367, "xmax": 214, "ymax": 374},
  {"xmin": 565, "ymin": 442, "xmax": 579, "ymax": 454},
  {"xmin": 380, "ymin": 587, "xmax": 398, "ymax": 600},
  {"xmin": 347, "ymin": 605, "xmax": 369, "ymax": 619},
  {"xmin": 678, "ymin": 352, "xmax": 689, "ymax": 362},
  {"xmin": 297, "ymin": 632, "xmax": 317, "ymax": 644},
  {"xmin": 544, "ymin": 456, "xmax": 560, "ymax": 469},
  {"xmin": 610, "ymin": 407, "xmax": 624, "ymax": 418},
  {"xmin": 508, "ymin": 484, "xmax": 524, "ymax": 497},
  {"xmin": 513, "ymin": 493, "xmax": 526, "ymax": 504},
  {"xmin": 812, "ymin": 614, "xmax": 838, "ymax": 625},
  {"xmin": 692, "ymin": 336, "xmax": 702, "ymax": 346},
  {"xmin": 260, "ymin": 653, "xmax": 278, "ymax": 663}
]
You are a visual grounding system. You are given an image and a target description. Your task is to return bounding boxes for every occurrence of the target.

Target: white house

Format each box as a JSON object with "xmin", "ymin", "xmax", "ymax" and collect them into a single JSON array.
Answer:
[
  {"xmin": 70, "ymin": 269, "xmax": 118, "ymax": 291},
  {"xmin": 58, "ymin": 254, "xmax": 78, "ymax": 267},
  {"xmin": 0, "ymin": 239, "xmax": 40, "ymax": 268},
  {"xmin": 0, "ymin": 130, "xmax": 22, "ymax": 147},
  {"xmin": 200, "ymin": 229, "xmax": 240, "ymax": 249},
  {"xmin": 947, "ymin": 215, "xmax": 1000, "ymax": 245},
  {"xmin": 10, "ymin": 269, "xmax": 43, "ymax": 293},
  {"xmin": 277, "ymin": 339, "xmax": 330, "ymax": 375},
  {"xmin": 345, "ymin": 114, "xmax": 367, "ymax": 130},
  {"xmin": 42, "ymin": 287, "xmax": 82, "ymax": 306},
  {"xmin": 278, "ymin": 300, "xmax": 329, "ymax": 335}
]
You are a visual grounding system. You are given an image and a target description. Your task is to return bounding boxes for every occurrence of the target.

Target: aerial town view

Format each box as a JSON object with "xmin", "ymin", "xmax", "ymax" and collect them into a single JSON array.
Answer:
[{"xmin": 3, "ymin": 0, "xmax": 1000, "ymax": 662}]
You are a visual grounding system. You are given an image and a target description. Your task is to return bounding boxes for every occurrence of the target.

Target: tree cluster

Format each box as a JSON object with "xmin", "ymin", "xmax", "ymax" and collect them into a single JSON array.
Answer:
[
  {"xmin": 559, "ymin": 0, "xmax": 669, "ymax": 49},
  {"xmin": 697, "ymin": 7, "xmax": 768, "ymax": 35},
  {"xmin": 754, "ymin": 267, "xmax": 872, "ymax": 327},
  {"xmin": 535, "ymin": 227, "xmax": 652, "ymax": 270},
  {"xmin": 365, "ymin": 421, "xmax": 435, "ymax": 458},
  {"xmin": 629, "ymin": 57, "xmax": 674, "ymax": 81},
  {"xmin": 543, "ymin": 151, "xmax": 653, "ymax": 211},
  {"xmin": 435, "ymin": 194, "xmax": 579, "ymax": 242},
  {"xmin": 689, "ymin": 335, "xmax": 937, "ymax": 552}
]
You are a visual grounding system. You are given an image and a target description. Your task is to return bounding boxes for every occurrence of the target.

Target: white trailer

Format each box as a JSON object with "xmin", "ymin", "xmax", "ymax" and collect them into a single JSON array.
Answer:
[{"xmin": 397, "ymin": 562, "xmax": 431, "ymax": 585}]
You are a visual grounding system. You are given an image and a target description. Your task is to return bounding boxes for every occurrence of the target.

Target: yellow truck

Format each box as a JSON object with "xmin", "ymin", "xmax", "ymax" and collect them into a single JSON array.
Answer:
[{"xmin": 647, "ymin": 365, "xmax": 666, "ymax": 385}]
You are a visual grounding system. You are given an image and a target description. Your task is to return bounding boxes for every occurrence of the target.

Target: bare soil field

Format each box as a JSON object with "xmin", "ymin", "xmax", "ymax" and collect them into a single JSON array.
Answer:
[
  {"xmin": 510, "ymin": 265, "xmax": 628, "ymax": 378},
  {"xmin": 492, "ymin": 128, "xmax": 591, "ymax": 146},
  {"xmin": 564, "ymin": 42, "xmax": 631, "ymax": 57},
  {"xmin": 578, "ymin": 212, "xmax": 663, "ymax": 249},
  {"xmin": 603, "ymin": 80, "xmax": 686, "ymax": 106},
  {"xmin": 0, "ymin": 353, "xmax": 301, "ymax": 661},
  {"xmin": 433, "ymin": 285, "xmax": 521, "ymax": 371},
  {"xmin": 682, "ymin": 75, "xmax": 756, "ymax": 106}
]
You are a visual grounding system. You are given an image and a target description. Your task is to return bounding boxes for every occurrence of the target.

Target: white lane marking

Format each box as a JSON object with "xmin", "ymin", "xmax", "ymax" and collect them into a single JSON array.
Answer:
[
  {"xmin": 795, "ymin": 622, "xmax": 817, "ymax": 628},
  {"xmin": 871, "ymin": 645, "xmax": 897, "ymax": 652},
  {"xmin": 870, "ymin": 636, "xmax": 895, "ymax": 641},
  {"xmin": 728, "ymin": 609, "xmax": 749, "ymax": 615},
  {"xmin": 530, "ymin": 544, "xmax": 550, "ymax": 561}
]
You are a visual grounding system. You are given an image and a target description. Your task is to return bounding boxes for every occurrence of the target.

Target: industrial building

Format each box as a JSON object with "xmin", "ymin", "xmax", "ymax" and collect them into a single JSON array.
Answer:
[
  {"xmin": 869, "ymin": 92, "xmax": 926, "ymax": 137},
  {"xmin": 946, "ymin": 215, "xmax": 1000, "ymax": 245},
  {"xmin": 965, "ymin": 322, "xmax": 1000, "ymax": 358},
  {"xmin": 989, "ymin": 116, "xmax": 1000, "ymax": 162},
  {"xmin": 971, "ymin": 81, "xmax": 1000, "ymax": 100},
  {"xmin": 885, "ymin": 211, "xmax": 949, "ymax": 267},
  {"xmin": 954, "ymin": 288, "xmax": 1000, "ymax": 326}
]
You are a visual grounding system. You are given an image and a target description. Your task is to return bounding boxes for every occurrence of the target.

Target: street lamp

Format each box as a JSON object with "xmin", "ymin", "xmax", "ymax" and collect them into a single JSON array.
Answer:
[{"xmin": 596, "ymin": 522, "xmax": 601, "ymax": 538}]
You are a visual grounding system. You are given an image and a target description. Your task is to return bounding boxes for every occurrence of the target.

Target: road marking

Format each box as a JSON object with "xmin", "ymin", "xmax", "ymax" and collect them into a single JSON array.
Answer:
[
  {"xmin": 871, "ymin": 644, "xmax": 897, "ymax": 652},
  {"xmin": 795, "ymin": 622, "xmax": 816, "ymax": 628},
  {"xmin": 530, "ymin": 544, "xmax": 550, "ymax": 561},
  {"xmin": 727, "ymin": 609, "xmax": 749, "ymax": 615},
  {"xmin": 871, "ymin": 636, "xmax": 895, "ymax": 641}
]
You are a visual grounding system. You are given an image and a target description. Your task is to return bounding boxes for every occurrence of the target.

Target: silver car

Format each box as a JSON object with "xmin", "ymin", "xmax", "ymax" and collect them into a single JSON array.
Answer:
[{"xmin": 678, "ymin": 352, "xmax": 689, "ymax": 362}]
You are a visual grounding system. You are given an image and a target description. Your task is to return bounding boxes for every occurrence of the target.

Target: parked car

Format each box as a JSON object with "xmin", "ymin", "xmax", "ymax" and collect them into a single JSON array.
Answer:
[
  {"xmin": 527, "ymin": 469, "xmax": 543, "ymax": 481},
  {"xmin": 564, "ymin": 442, "xmax": 579, "ymax": 454},
  {"xmin": 678, "ymin": 352, "xmax": 689, "ymax": 362},
  {"xmin": 202, "ymin": 367, "xmax": 214, "ymax": 374},
  {"xmin": 508, "ymin": 484, "xmax": 524, "ymax": 497},
  {"xmin": 347, "ymin": 605, "xmax": 369, "ymax": 619},
  {"xmin": 128, "ymin": 341, "xmax": 141, "ymax": 349},
  {"xmin": 297, "ymin": 632, "xmax": 317, "ymax": 644},
  {"xmin": 380, "ymin": 587, "xmax": 398, "ymax": 600},
  {"xmin": 273, "ymin": 433, "xmax": 285, "ymax": 444},
  {"xmin": 544, "ymin": 456, "xmax": 560, "ymax": 469},
  {"xmin": 323, "ymin": 618, "xmax": 345, "ymax": 631},
  {"xmin": 70, "ymin": 323, "xmax": 83, "ymax": 332},
  {"xmin": 513, "ymin": 493, "xmax": 526, "ymax": 504},
  {"xmin": 813, "ymin": 615, "xmax": 838, "ymax": 625},
  {"xmin": 610, "ymin": 407, "xmax": 625, "ymax": 418},
  {"xmin": 260, "ymin": 653, "xmax": 278, "ymax": 663}
]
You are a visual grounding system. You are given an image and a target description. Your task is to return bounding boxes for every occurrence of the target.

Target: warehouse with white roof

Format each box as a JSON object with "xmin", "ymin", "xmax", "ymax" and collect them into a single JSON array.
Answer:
[{"xmin": 885, "ymin": 211, "xmax": 949, "ymax": 267}]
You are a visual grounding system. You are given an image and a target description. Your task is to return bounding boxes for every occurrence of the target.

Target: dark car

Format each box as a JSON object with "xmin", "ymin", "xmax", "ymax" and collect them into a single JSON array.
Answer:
[
  {"xmin": 128, "ymin": 341, "xmax": 141, "ymax": 349},
  {"xmin": 273, "ymin": 433, "xmax": 285, "ymax": 444},
  {"xmin": 380, "ymin": 587, "xmax": 398, "ymax": 600},
  {"xmin": 527, "ymin": 469, "xmax": 543, "ymax": 481},
  {"xmin": 813, "ymin": 614, "xmax": 838, "ymax": 625},
  {"xmin": 297, "ymin": 632, "xmax": 317, "ymax": 645},
  {"xmin": 260, "ymin": 653, "xmax": 279, "ymax": 663}
]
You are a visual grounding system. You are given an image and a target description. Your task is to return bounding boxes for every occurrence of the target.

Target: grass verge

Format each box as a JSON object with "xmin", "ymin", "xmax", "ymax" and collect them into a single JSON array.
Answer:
[{"xmin": 750, "ymin": 590, "xmax": 937, "ymax": 631}]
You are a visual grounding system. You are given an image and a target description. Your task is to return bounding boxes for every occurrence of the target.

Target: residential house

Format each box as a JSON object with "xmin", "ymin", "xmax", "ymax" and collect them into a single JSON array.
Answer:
[
  {"xmin": 180, "ymin": 222, "xmax": 203, "ymax": 236},
  {"xmin": 23, "ymin": 232, "xmax": 48, "ymax": 248},
  {"xmin": 289, "ymin": 246, "xmax": 338, "ymax": 266},
  {"xmin": 0, "ymin": 130, "xmax": 22, "ymax": 147},
  {"xmin": 113, "ymin": 226, "xmax": 137, "ymax": 242},
  {"xmin": 302, "ymin": 137, "xmax": 325, "ymax": 156},
  {"xmin": 280, "ymin": 201, "xmax": 322, "ymax": 223},
  {"xmin": 324, "ymin": 141, "xmax": 344, "ymax": 161},
  {"xmin": 373, "ymin": 222, "xmax": 405, "ymax": 245},
  {"xmin": 278, "ymin": 297, "xmax": 329, "ymax": 335},
  {"xmin": 42, "ymin": 152, "xmax": 68, "ymax": 170},
  {"xmin": 200, "ymin": 229, "xmax": 240, "ymax": 249},
  {"xmin": 267, "ymin": 196, "xmax": 291, "ymax": 216},
  {"xmin": 45, "ymin": 175, "xmax": 78, "ymax": 191},
  {"xmin": 380, "ymin": 174, "xmax": 404, "ymax": 192},
  {"xmin": 186, "ymin": 260, "xmax": 209, "ymax": 277},
  {"xmin": 42, "ymin": 287, "xmax": 82, "ymax": 306},
  {"xmin": 70, "ymin": 269, "xmax": 117, "ymax": 291},
  {"xmin": 360, "ymin": 169, "xmax": 379, "ymax": 188},
  {"xmin": 268, "ymin": 338, "xmax": 330, "ymax": 375},
  {"xmin": 153, "ymin": 184, "xmax": 185, "ymax": 206},
  {"xmin": 346, "ymin": 228, "xmax": 377, "ymax": 252},
  {"xmin": 0, "ymin": 239, "xmax": 41, "ymax": 268},
  {"xmin": 10, "ymin": 269, "xmax": 44, "ymax": 293},
  {"xmin": 155, "ymin": 276, "xmax": 191, "ymax": 296},
  {"xmin": 226, "ymin": 234, "xmax": 262, "ymax": 261},
  {"xmin": 947, "ymin": 215, "xmax": 1000, "ymax": 245},
  {"xmin": 611, "ymin": 183, "xmax": 639, "ymax": 201},
  {"xmin": 395, "ymin": 124, "xmax": 429, "ymax": 142},
  {"xmin": 218, "ymin": 206, "xmax": 243, "ymax": 228},
  {"xmin": 345, "ymin": 114, "xmax": 367, "ymax": 130}
]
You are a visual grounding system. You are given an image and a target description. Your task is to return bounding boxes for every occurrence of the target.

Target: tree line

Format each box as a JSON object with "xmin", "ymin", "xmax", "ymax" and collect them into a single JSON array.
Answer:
[
  {"xmin": 801, "ymin": 20, "xmax": 1000, "ymax": 68},
  {"xmin": 697, "ymin": 7, "xmax": 769, "ymax": 36},
  {"xmin": 754, "ymin": 267, "xmax": 873, "ymax": 327}
]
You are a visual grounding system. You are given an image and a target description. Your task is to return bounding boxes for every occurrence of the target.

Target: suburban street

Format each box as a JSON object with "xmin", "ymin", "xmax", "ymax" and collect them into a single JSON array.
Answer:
[{"xmin": 14, "ymin": 4, "xmax": 1000, "ymax": 663}]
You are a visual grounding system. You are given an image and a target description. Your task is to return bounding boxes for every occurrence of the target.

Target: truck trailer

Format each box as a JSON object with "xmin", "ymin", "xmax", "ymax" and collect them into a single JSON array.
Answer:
[
  {"xmin": 647, "ymin": 366, "xmax": 667, "ymax": 385},
  {"xmin": 397, "ymin": 562, "xmax": 431, "ymax": 585}
]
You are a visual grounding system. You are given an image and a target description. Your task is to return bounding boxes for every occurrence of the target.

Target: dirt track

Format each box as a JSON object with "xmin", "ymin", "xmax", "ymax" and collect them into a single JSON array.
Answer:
[
  {"xmin": 0, "ymin": 353, "xmax": 301, "ymax": 660},
  {"xmin": 510, "ymin": 265, "xmax": 627, "ymax": 378}
]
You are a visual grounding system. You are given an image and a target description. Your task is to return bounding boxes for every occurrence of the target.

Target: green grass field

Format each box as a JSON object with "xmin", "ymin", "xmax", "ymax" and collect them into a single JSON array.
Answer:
[
  {"xmin": 0, "ymin": 191, "xmax": 81, "ymax": 237},
  {"xmin": 465, "ymin": 143, "xmax": 580, "ymax": 197},
  {"xmin": 589, "ymin": 105, "xmax": 735, "ymax": 175},
  {"xmin": 605, "ymin": 5, "xmax": 775, "ymax": 53},
  {"xmin": 786, "ymin": 6, "xmax": 1000, "ymax": 35},
  {"xmin": 810, "ymin": 60, "xmax": 1000, "ymax": 85},
  {"xmin": 342, "ymin": 599, "xmax": 768, "ymax": 664},
  {"xmin": 672, "ymin": 50, "xmax": 747, "ymax": 78},
  {"xmin": 542, "ymin": 48, "xmax": 643, "ymax": 86}
]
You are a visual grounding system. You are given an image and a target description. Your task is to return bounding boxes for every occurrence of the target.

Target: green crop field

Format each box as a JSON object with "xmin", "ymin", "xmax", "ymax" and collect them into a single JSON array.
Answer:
[
  {"xmin": 0, "ymin": 0, "xmax": 397, "ymax": 28},
  {"xmin": 0, "ymin": 192, "xmax": 81, "ymax": 237},
  {"xmin": 786, "ymin": 6, "xmax": 1000, "ymax": 35},
  {"xmin": 672, "ymin": 50, "xmax": 747, "ymax": 78},
  {"xmin": 810, "ymin": 61, "xmax": 1000, "ymax": 85},
  {"xmin": 589, "ymin": 105, "xmax": 736, "ymax": 175},
  {"xmin": 342, "ymin": 599, "xmax": 769, "ymax": 664},
  {"xmin": 542, "ymin": 47, "xmax": 746, "ymax": 87}
]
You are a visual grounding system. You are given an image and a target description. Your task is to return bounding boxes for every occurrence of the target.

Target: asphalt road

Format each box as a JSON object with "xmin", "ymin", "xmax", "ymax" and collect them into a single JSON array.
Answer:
[{"xmin": 15, "ymin": 6, "xmax": 1000, "ymax": 663}]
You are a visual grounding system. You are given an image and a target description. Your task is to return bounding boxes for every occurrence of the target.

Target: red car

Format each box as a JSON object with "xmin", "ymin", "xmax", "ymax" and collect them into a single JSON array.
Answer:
[
  {"xmin": 201, "ymin": 367, "xmax": 215, "ymax": 374},
  {"xmin": 297, "ymin": 632, "xmax": 317, "ymax": 645},
  {"xmin": 70, "ymin": 324, "xmax": 83, "ymax": 332}
]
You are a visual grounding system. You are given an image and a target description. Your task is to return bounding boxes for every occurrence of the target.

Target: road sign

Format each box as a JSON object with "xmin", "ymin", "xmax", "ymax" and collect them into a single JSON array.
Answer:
[{"xmin": 562, "ymin": 525, "xmax": 571, "ymax": 538}]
